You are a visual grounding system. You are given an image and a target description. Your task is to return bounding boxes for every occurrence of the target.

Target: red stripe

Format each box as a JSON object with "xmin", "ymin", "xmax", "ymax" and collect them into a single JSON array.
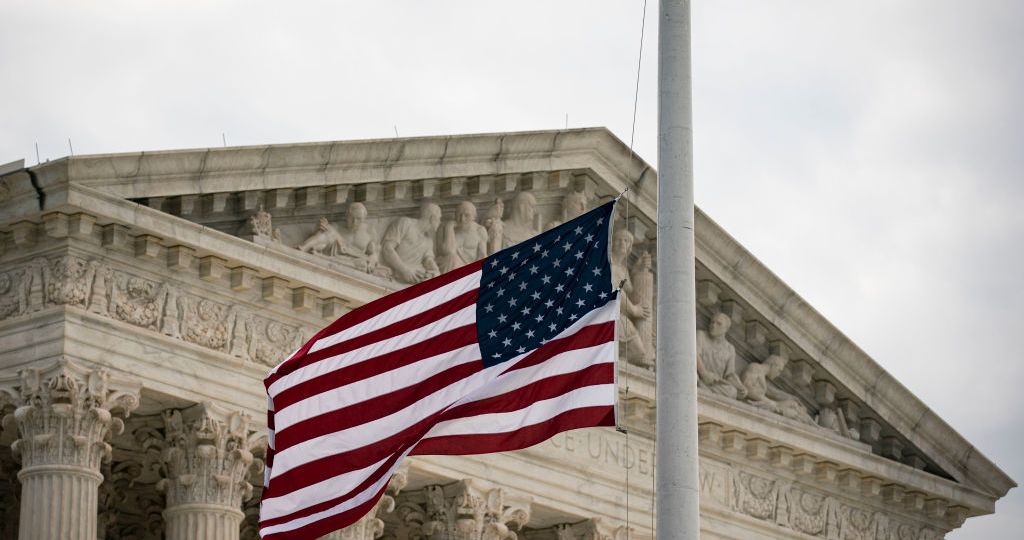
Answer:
[
  {"xmin": 411, "ymin": 406, "xmax": 615, "ymax": 455},
  {"xmin": 440, "ymin": 363, "xmax": 613, "ymax": 422},
  {"xmin": 268, "ymin": 288, "xmax": 478, "ymax": 390},
  {"xmin": 266, "ymin": 260, "xmax": 481, "ymax": 387},
  {"xmin": 260, "ymin": 449, "xmax": 405, "ymax": 529},
  {"xmin": 275, "ymin": 360, "xmax": 483, "ymax": 451},
  {"xmin": 264, "ymin": 406, "xmax": 447, "ymax": 498},
  {"xmin": 501, "ymin": 321, "xmax": 615, "ymax": 374},
  {"xmin": 273, "ymin": 323, "xmax": 478, "ymax": 411},
  {"xmin": 261, "ymin": 482, "xmax": 390, "ymax": 540}
]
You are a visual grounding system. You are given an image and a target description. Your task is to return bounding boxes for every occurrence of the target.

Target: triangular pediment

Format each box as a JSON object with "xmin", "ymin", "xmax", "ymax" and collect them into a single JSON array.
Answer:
[{"xmin": 0, "ymin": 128, "xmax": 1012, "ymax": 523}]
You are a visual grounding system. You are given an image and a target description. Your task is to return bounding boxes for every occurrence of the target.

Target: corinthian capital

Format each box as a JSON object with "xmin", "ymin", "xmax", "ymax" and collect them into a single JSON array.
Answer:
[
  {"xmin": 416, "ymin": 479, "xmax": 532, "ymax": 540},
  {"xmin": 157, "ymin": 401, "xmax": 264, "ymax": 510},
  {"xmin": 0, "ymin": 357, "xmax": 140, "ymax": 473}
]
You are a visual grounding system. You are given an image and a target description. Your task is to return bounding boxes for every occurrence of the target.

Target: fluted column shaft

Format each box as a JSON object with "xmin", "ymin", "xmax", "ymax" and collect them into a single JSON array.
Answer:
[
  {"xmin": 17, "ymin": 467, "xmax": 101, "ymax": 540},
  {"xmin": 165, "ymin": 504, "xmax": 245, "ymax": 540}
]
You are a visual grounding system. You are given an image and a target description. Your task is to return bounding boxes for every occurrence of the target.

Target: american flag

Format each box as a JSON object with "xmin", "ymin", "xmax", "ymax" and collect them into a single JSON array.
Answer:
[{"xmin": 259, "ymin": 200, "xmax": 620, "ymax": 539}]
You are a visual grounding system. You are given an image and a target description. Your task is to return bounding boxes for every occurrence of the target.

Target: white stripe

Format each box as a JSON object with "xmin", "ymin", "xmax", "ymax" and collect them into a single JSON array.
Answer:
[
  {"xmin": 274, "ymin": 343, "xmax": 482, "ymax": 431},
  {"xmin": 461, "ymin": 340, "xmax": 615, "ymax": 404},
  {"xmin": 422, "ymin": 384, "xmax": 616, "ymax": 439},
  {"xmin": 268, "ymin": 304, "xmax": 476, "ymax": 396},
  {"xmin": 260, "ymin": 450, "xmax": 412, "ymax": 536},
  {"xmin": 260, "ymin": 455, "xmax": 390, "ymax": 521},
  {"xmin": 269, "ymin": 354, "xmax": 502, "ymax": 478},
  {"xmin": 309, "ymin": 270, "xmax": 481, "ymax": 354}
]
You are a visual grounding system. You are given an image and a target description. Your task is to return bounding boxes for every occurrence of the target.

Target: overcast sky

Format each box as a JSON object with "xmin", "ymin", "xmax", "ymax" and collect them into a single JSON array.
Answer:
[{"xmin": 2, "ymin": 0, "xmax": 1021, "ymax": 537}]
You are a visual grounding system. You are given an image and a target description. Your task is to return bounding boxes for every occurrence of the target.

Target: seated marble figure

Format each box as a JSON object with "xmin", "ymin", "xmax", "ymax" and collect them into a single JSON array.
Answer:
[
  {"xmin": 696, "ymin": 312, "xmax": 747, "ymax": 399},
  {"xmin": 740, "ymin": 354, "xmax": 814, "ymax": 424},
  {"xmin": 381, "ymin": 202, "xmax": 442, "ymax": 284}
]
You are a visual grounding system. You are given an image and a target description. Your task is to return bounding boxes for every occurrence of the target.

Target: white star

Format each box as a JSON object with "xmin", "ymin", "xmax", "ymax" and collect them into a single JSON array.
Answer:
[
  {"xmin": 565, "ymin": 267, "xmax": 574, "ymax": 276},
  {"xmin": 497, "ymin": 288, "xmax": 506, "ymax": 297},
  {"xmin": 526, "ymin": 330, "xmax": 535, "ymax": 338},
  {"xmin": 488, "ymin": 329, "xmax": 497, "ymax": 338},
  {"xmin": 555, "ymin": 284, "xmax": 565, "ymax": 292},
  {"xmin": 521, "ymin": 307, "xmax": 531, "ymax": 316},
  {"xmin": 574, "ymin": 225, "xmax": 583, "ymax": 235},
  {"xmin": 499, "ymin": 266, "xmax": 509, "ymax": 275},
  {"xmin": 563, "ymin": 241, "xmax": 572, "ymax": 251},
  {"xmin": 569, "ymin": 313, "xmax": 579, "ymax": 321},
  {"xmin": 541, "ymin": 275, "xmax": 552, "ymax": 284},
  {"xmin": 553, "ymin": 259, "xmax": 561, "ymax": 268},
  {"xmin": 531, "ymin": 291, "xmax": 541, "ymax": 300},
  {"xmin": 508, "ymin": 298, "xmax": 517, "ymax": 307},
  {"xmin": 491, "ymin": 259, "xmax": 500, "ymax": 267},
  {"xmin": 511, "ymin": 251, "xmax": 520, "ymax": 260},
  {"xmin": 592, "ymin": 267, "xmax": 602, "ymax": 276},
  {"xmin": 503, "ymin": 338, "xmax": 512, "ymax": 347},
  {"xmin": 517, "ymin": 346, "xmax": 526, "ymax": 354},
  {"xmin": 535, "ymin": 314, "xmax": 544, "ymax": 323},
  {"xmin": 498, "ymin": 314, "xmax": 508, "ymax": 323},
  {"xmin": 583, "ymin": 283, "xmax": 594, "ymax": 292},
  {"xmin": 519, "ymin": 281, "xmax": 527, "ymax": 291},
  {"xmin": 549, "ymin": 323, "xmax": 558, "ymax": 332},
  {"xmin": 585, "ymin": 233, "xmax": 594, "ymax": 242},
  {"xmin": 529, "ymin": 265, "xmax": 539, "ymax": 274},
  {"xmin": 485, "ymin": 303, "xmax": 495, "ymax": 312},
  {"xmin": 487, "ymin": 281, "xmax": 495, "ymax": 288},
  {"xmin": 542, "ymin": 249, "xmax": 550, "ymax": 258},
  {"xmin": 556, "ymin": 307, "xmax": 564, "ymax": 315},
  {"xmin": 575, "ymin": 251, "xmax": 584, "ymax": 259},
  {"xmin": 576, "ymin": 299, "xmax": 586, "ymax": 308},
  {"xmin": 597, "ymin": 217, "xmax": 604, "ymax": 225},
  {"xmin": 512, "ymin": 322, "xmax": 522, "ymax": 331},
  {"xmin": 544, "ymin": 299, "xmax": 554, "ymax": 308},
  {"xmin": 493, "ymin": 353, "xmax": 503, "ymax": 359},
  {"xmin": 533, "ymin": 243, "xmax": 542, "ymax": 252},
  {"xmin": 599, "ymin": 291, "xmax": 609, "ymax": 299}
]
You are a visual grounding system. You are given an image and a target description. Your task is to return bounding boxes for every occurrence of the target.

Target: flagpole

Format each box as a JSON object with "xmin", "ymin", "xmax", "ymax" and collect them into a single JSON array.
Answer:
[{"xmin": 656, "ymin": 1, "xmax": 700, "ymax": 539}]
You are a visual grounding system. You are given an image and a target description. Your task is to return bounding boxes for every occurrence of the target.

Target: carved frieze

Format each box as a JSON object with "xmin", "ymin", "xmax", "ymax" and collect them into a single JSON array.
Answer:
[{"xmin": 699, "ymin": 457, "xmax": 943, "ymax": 540}]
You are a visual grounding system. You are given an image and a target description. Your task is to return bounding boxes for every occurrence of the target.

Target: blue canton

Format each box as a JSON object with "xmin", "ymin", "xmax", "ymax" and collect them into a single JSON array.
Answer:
[{"xmin": 477, "ymin": 200, "xmax": 616, "ymax": 367}]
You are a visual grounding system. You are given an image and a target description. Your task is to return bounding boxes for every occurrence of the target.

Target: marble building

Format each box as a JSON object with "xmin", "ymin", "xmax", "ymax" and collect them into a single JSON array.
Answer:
[{"xmin": 0, "ymin": 128, "xmax": 1014, "ymax": 539}]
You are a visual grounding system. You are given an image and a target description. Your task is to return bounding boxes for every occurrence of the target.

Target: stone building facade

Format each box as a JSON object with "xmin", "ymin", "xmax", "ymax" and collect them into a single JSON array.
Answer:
[{"xmin": 0, "ymin": 128, "xmax": 1014, "ymax": 539}]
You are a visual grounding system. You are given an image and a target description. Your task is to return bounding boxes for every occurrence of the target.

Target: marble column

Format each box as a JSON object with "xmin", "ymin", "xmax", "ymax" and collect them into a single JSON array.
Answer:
[
  {"xmin": 157, "ymin": 402, "xmax": 261, "ymax": 540},
  {"xmin": 0, "ymin": 358, "xmax": 140, "ymax": 540}
]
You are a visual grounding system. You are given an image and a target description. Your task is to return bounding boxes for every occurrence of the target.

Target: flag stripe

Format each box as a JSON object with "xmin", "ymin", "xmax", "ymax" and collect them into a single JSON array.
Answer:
[
  {"xmin": 269, "ymin": 292, "xmax": 478, "ymax": 397},
  {"xmin": 266, "ymin": 262, "xmax": 482, "ymax": 385},
  {"xmin": 273, "ymin": 342, "xmax": 481, "ymax": 432},
  {"xmin": 260, "ymin": 455, "xmax": 390, "ymax": 521},
  {"xmin": 412, "ymin": 406, "xmax": 615, "ymax": 456},
  {"xmin": 263, "ymin": 482, "xmax": 391, "ymax": 540},
  {"xmin": 426, "ymin": 384, "xmax": 616, "ymax": 440},
  {"xmin": 439, "ymin": 361, "xmax": 614, "ymax": 423},
  {"xmin": 275, "ymin": 360, "xmax": 483, "ymax": 450},
  {"xmin": 267, "ymin": 360, "xmax": 504, "ymax": 485},
  {"xmin": 263, "ymin": 452, "xmax": 408, "ymax": 536},
  {"xmin": 273, "ymin": 321, "xmax": 479, "ymax": 416}
]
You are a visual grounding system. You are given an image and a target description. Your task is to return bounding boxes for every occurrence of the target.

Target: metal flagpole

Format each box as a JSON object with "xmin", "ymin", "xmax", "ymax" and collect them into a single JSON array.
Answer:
[{"xmin": 656, "ymin": 0, "xmax": 700, "ymax": 539}]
